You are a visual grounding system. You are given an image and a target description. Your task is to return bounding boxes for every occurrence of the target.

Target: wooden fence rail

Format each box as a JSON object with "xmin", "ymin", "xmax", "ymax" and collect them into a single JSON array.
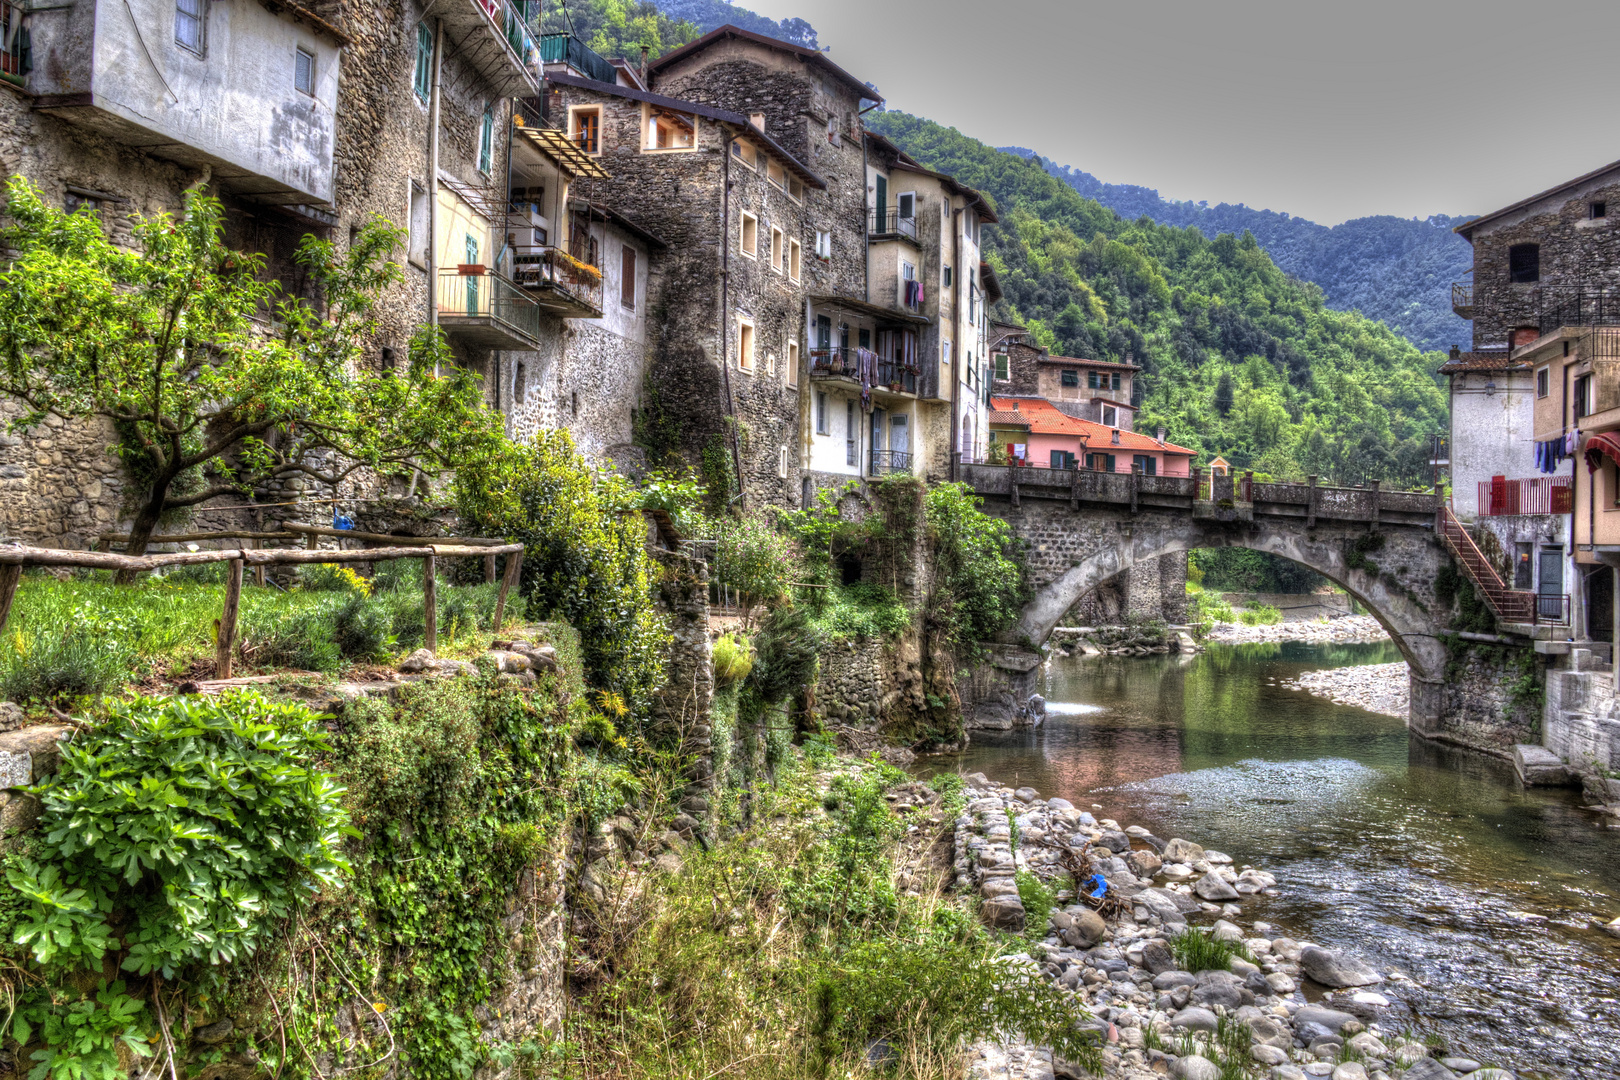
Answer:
[{"xmin": 0, "ymin": 541, "xmax": 525, "ymax": 679}]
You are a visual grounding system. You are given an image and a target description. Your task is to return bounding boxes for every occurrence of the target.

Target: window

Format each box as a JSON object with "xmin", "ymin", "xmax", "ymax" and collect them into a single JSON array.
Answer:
[
  {"xmin": 766, "ymin": 352, "xmax": 776, "ymax": 377},
  {"xmin": 827, "ymin": 116, "xmax": 840, "ymax": 146},
  {"xmin": 816, "ymin": 391, "xmax": 829, "ymax": 435},
  {"xmin": 1509, "ymin": 243, "xmax": 1540, "ymax": 283},
  {"xmin": 407, "ymin": 181, "xmax": 428, "ymax": 267},
  {"xmin": 778, "ymin": 446, "xmax": 789, "ymax": 479},
  {"xmin": 1537, "ymin": 366, "xmax": 1549, "ymax": 398},
  {"xmin": 1103, "ymin": 406, "xmax": 1117, "ymax": 427},
  {"xmin": 1515, "ymin": 542, "xmax": 1533, "ymax": 589},
  {"xmin": 621, "ymin": 244, "xmax": 637, "ymax": 309},
  {"xmin": 1087, "ymin": 453, "xmax": 1116, "ymax": 473},
  {"xmin": 737, "ymin": 318, "xmax": 755, "ymax": 372},
  {"xmin": 1133, "ymin": 455, "xmax": 1157, "ymax": 476},
  {"xmin": 571, "ymin": 107, "xmax": 601, "ymax": 155},
  {"xmin": 788, "ymin": 238, "xmax": 802, "ymax": 282},
  {"xmin": 1576, "ymin": 373, "xmax": 1593, "ymax": 419},
  {"xmin": 176, "ymin": 0, "xmax": 205, "ymax": 53},
  {"xmin": 787, "ymin": 176, "xmax": 804, "ymax": 201},
  {"xmin": 787, "ymin": 341, "xmax": 799, "ymax": 388},
  {"xmin": 1086, "ymin": 370, "xmax": 1099, "ymax": 389},
  {"xmin": 814, "ymin": 230, "xmax": 831, "ymax": 259},
  {"xmin": 1111, "ymin": 372, "xmax": 1122, "ymax": 391},
  {"xmin": 740, "ymin": 212, "xmax": 758, "ymax": 258},
  {"xmin": 513, "ymin": 361, "xmax": 526, "ymax": 400},
  {"xmin": 1050, "ymin": 450, "xmax": 1077, "ymax": 471},
  {"xmin": 942, "ymin": 339, "xmax": 951, "ymax": 368},
  {"xmin": 767, "ymin": 158, "xmax": 785, "ymax": 188},
  {"xmin": 294, "ymin": 47, "xmax": 315, "ymax": 95},
  {"xmin": 943, "ymin": 264, "xmax": 953, "ymax": 288},
  {"xmin": 732, "ymin": 141, "xmax": 757, "ymax": 170},
  {"xmin": 414, "ymin": 24, "xmax": 433, "ymax": 99},
  {"xmin": 770, "ymin": 226, "xmax": 784, "ymax": 273},
  {"xmin": 1593, "ymin": 201, "xmax": 1608, "ymax": 220},
  {"xmin": 846, "ymin": 401, "xmax": 857, "ymax": 465},
  {"xmin": 647, "ymin": 108, "xmax": 695, "ymax": 149},
  {"xmin": 897, "ymin": 192, "xmax": 915, "ymax": 220},
  {"xmin": 64, "ymin": 190, "xmax": 100, "ymax": 216},
  {"xmin": 477, "ymin": 107, "xmax": 494, "ymax": 173},
  {"xmin": 1061, "ymin": 370, "xmax": 1079, "ymax": 388},
  {"xmin": 994, "ymin": 353, "xmax": 1009, "ymax": 380}
]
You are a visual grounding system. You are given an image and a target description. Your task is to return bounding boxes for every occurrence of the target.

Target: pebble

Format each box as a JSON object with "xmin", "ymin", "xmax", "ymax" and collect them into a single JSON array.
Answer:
[
  {"xmin": 1280, "ymin": 661, "xmax": 1409, "ymax": 719},
  {"xmin": 1206, "ymin": 614, "xmax": 1388, "ymax": 645}
]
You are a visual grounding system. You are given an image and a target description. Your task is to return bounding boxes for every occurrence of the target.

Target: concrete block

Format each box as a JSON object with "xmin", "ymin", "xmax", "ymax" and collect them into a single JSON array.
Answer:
[{"xmin": 1513, "ymin": 744, "xmax": 1574, "ymax": 786}]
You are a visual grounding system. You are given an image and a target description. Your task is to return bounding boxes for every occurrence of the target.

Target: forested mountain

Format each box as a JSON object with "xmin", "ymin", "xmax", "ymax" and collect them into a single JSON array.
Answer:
[
  {"xmin": 541, "ymin": 0, "xmax": 815, "ymax": 62},
  {"xmin": 868, "ymin": 112, "xmax": 1448, "ymax": 487},
  {"xmin": 1008, "ymin": 152, "xmax": 1473, "ymax": 353},
  {"xmin": 658, "ymin": 0, "xmax": 817, "ymax": 46}
]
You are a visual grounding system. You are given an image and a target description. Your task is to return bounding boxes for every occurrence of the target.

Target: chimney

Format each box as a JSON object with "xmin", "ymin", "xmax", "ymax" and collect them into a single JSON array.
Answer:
[
  {"xmin": 1111, "ymin": 429, "xmax": 1120, "ymax": 445},
  {"xmin": 639, "ymin": 44, "xmax": 649, "ymax": 84},
  {"xmin": 1156, "ymin": 426, "xmax": 1166, "ymax": 443},
  {"xmin": 1450, "ymin": 345, "xmax": 1460, "ymax": 360},
  {"xmin": 749, "ymin": 112, "xmax": 766, "ymax": 134}
]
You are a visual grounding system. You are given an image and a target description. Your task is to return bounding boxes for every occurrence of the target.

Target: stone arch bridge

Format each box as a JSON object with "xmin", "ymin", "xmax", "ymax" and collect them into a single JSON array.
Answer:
[{"xmin": 961, "ymin": 464, "xmax": 1459, "ymax": 735}]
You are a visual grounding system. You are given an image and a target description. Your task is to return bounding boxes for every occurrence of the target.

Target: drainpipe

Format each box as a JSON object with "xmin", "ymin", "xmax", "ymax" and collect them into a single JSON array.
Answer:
[
  {"xmin": 860, "ymin": 128, "xmax": 870, "ymax": 301},
  {"xmin": 950, "ymin": 205, "xmax": 962, "ymax": 481},
  {"xmin": 720, "ymin": 131, "xmax": 744, "ymax": 507},
  {"xmin": 427, "ymin": 19, "xmax": 443, "ymax": 327}
]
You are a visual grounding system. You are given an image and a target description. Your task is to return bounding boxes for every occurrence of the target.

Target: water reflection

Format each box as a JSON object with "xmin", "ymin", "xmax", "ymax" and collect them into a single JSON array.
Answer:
[{"xmin": 926, "ymin": 643, "xmax": 1620, "ymax": 1078}]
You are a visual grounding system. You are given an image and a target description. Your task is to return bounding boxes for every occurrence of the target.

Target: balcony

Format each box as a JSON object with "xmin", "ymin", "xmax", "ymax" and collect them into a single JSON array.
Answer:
[
  {"xmin": 870, "ymin": 449, "xmax": 913, "ymax": 477},
  {"xmin": 512, "ymin": 243, "xmax": 603, "ymax": 318},
  {"xmin": 439, "ymin": 0, "xmax": 539, "ymax": 95},
  {"xmin": 1452, "ymin": 281, "xmax": 1474, "ymax": 318},
  {"xmin": 436, "ymin": 267, "xmax": 547, "ymax": 349},
  {"xmin": 1478, "ymin": 476, "xmax": 1572, "ymax": 516},
  {"xmin": 540, "ymin": 33, "xmax": 618, "ymax": 84},
  {"xmin": 1538, "ymin": 287, "xmax": 1620, "ymax": 336},
  {"xmin": 868, "ymin": 205, "xmax": 919, "ymax": 243},
  {"xmin": 808, "ymin": 348, "xmax": 919, "ymax": 395}
]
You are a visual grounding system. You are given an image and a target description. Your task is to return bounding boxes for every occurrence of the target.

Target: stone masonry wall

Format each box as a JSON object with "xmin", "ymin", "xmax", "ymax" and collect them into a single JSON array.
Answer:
[{"xmin": 816, "ymin": 637, "xmax": 888, "ymax": 726}]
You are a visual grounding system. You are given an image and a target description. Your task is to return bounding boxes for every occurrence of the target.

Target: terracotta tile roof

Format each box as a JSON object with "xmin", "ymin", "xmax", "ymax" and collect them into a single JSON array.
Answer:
[
  {"xmin": 987, "ymin": 410, "xmax": 1031, "ymax": 427},
  {"xmin": 1037, "ymin": 354, "xmax": 1142, "ymax": 372},
  {"xmin": 990, "ymin": 396, "xmax": 1194, "ymax": 454},
  {"xmin": 1437, "ymin": 350, "xmax": 1529, "ymax": 373}
]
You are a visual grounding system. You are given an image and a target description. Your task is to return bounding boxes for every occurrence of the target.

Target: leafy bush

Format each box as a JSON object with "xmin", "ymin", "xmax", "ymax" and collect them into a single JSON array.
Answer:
[
  {"xmin": 924, "ymin": 483, "xmax": 1027, "ymax": 645},
  {"xmin": 1015, "ymin": 870, "xmax": 1056, "ymax": 936},
  {"xmin": 297, "ymin": 562, "xmax": 372, "ymax": 594},
  {"xmin": 808, "ymin": 583, "xmax": 913, "ymax": 640},
  {"xmin": 160, "ymin": 561, "xmax": 226, "ymax": 585},
  {"xmin": 330, "ymin": 591, "xmax": 394, "ymax": 661},
  {"xmin": 455, "ymin": 429, "xmax": 670, "ymax": 718},
  {"xmin": 1239, "ymin": 603, "xmax": 1282, "ymax": 626},
  {"xmin": 6, "ymin": 693, "xmax": 351, "ymax": 1072},
  {"xmin": 712, "ymin": 631, "xmax": 754, "ymax": 686},
  {"xmin": 239, "ymin": 599, "xmax": 344, "ymax": 672},
  {"xmin": 715, "ymin": 512, "xmax": 796, "ymax": 609},
  {"xmin": 1169, "ymin": 926, "xmax": 1256, "ymax": 972}
]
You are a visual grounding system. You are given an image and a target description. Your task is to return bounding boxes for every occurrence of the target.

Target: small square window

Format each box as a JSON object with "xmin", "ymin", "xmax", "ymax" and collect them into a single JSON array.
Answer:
[
  {"xmin": 737, "ymin": 319, "xmax": 755, "ymax": 371},
  {"xmin": 943, "ymin": 264, "xmax": 953, "ymax": 288},
  {"xmin": 994, "ymin": 353, "xmax": 1009, "ymax": 380},
  {"xmin": 1509, "ymin": 243, "xmax": 1540, "ymax": 284},
  {"xmin": 740, "ymin": 213, "xmax": 758, "ymax": 258},
  {"xmin": 816, "ymin": 391, "xmax": 829, "ymax": 435},
  {"xmin": 815, "ymin": 230, "xmax": 831, "ymax": 259},
  {"xmin": 1593, "ymin": 201, "xmax": 1608, "ymax": 220},
  {"xmin": 1537, "ymin": 366, "xmax": 1550, "ymax": 398},
  {"xmin": 176, "ymin": 0, "xmax": 205, "ymax": 53},
  {"xmin": 294, "ymin": 47, "xmax": 315, "ymax": 95},
  {"xmin": 1061, "ymin": 370, "xmax": 1079, "ymax": 387}
]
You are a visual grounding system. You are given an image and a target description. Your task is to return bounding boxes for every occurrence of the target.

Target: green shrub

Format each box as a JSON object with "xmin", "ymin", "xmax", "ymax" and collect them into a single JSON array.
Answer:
[
  {"xmin": 330, "ymin": 592, "xmax": 394, "ymax": 661},
  {"xmin": 712, "ymin": 631, "xmax": 754, "ymax": 686},
  {"xmin": 715, "ymin": 512, "xmax": 796, "ymax": 608},
  {"xmin": 808, "ymin": 583, "xmax": 913, "ymax": 640},
  {"xmin": 0, "ymin": 625, "xmax": 136, "ymax": 703},
  {"xmin": 239, "ymin": 600, "xmax": 343, "ymax": 672},
  {"xmin": 160, "ymin": 561, "xmax": 226, "ymax": 585},
  {"xmin": 1238, "ymin": 603, "xmax": 1282, "ymax": 626},
  {"xmin": 456, "ymin": 429, "xmax": 670, "ymax": 718},
  {"xmin": 1015, "ymin": 870, "xmax": 1056, "ymax": 936},
  {"xmin": 924, "ymin": 483, "xmax": 1027, "ymax": 645},
  {"xmin": 296, "ymin": 562, "xmax": 372, "ymax": 593},
  {"xmin": 372, "ymin": 556, "xmax": 423, "ymax": 593}
]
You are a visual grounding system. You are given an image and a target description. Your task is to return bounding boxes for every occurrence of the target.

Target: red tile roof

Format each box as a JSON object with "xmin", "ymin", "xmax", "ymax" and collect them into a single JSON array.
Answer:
[
  {"xmin": 1038, "ymin": 354, "xmax": 1142, "ymax": 372},
  {"xmin": 991, "ymin": 397, "xmax": 1194, "ymax": 454}
]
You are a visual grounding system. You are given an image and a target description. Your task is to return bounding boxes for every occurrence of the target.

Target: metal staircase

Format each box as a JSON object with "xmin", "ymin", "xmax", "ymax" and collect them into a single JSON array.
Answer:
[{"xmin": 1436, "ymin": 505, "xmax": 1539, "ymax": 622}]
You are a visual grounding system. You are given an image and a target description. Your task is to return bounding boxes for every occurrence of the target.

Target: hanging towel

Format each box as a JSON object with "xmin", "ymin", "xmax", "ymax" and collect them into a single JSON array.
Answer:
[{"xmin": 1569, "ymin": 429, "xmax": 1581, "ymax": 456}]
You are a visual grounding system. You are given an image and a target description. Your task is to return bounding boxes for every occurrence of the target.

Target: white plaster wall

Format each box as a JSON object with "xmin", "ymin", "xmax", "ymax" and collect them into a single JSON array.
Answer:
[
  {"xmin": 1450, "ymin": 369, "xmax": 1536, "ymax": 520},
  {"xmin": 807, "ymin": 387, "xmax": 860, "ymax": 476}
]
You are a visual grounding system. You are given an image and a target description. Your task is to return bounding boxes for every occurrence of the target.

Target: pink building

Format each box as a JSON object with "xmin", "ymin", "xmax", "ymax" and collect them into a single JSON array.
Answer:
[{"xmin": 988, "ymin": 396, "xmax": 1194, "ymax": 476}]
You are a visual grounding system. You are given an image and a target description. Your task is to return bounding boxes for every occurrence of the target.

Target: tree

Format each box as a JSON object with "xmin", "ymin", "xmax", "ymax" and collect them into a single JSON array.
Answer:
[
  {"xmin": 1213, "ymin": 371, "xmax": 1235, "ymax": 417},
  {"xmin": 0, "ymin": 178, "xmax": 501, "ymax": 557}
]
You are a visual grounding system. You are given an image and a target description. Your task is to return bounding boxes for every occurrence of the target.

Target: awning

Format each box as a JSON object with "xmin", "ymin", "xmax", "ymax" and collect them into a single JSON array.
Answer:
[{"xmin": 1585, "ymin": 431, "xmax": 1620, "ymax": 472}]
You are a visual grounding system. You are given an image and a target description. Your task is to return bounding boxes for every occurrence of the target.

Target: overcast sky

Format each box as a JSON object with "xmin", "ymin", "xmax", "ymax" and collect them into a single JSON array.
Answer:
[{"xmin": 736, "ymin": 0, "xmax": 1620, "ymax": 225}]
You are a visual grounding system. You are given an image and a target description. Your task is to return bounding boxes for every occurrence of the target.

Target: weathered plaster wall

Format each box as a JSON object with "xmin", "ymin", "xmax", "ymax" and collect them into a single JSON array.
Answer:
[{"xmin": 1450, "ymin": 368, "xmax": 1538, "ymax": 520}]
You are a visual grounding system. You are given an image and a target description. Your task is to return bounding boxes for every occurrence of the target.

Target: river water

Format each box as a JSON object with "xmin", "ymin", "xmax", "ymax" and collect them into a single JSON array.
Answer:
[{"xmin": 929, "ymin": 642, "xmax": 1620, "ymax": 1079}]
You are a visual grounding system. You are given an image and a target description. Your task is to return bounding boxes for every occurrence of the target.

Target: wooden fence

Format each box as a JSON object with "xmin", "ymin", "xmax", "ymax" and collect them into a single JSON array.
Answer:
[{"xmin": 0, "ymin": 534, "xmax": 524, "ymax": 679}]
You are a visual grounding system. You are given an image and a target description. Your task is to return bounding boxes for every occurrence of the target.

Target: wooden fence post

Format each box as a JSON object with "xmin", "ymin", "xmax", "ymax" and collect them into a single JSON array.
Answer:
[
  {"xmin": 484, "ymin": 554, "xmax": 497, "ymax": 584},
  {"xmin": 0, "ymin": 564, "xmax": 20, "ymax": 636},
  {"xmin": 215, "ymin": 558, "xmax": 244, "ymax": 679},
  {"xmin": 493, "ymin": 550, "xmax": 523, "ymax": 632},
  {"xmin": 423, "ymin": 553, "xmax": 437, "ymax": 653}
]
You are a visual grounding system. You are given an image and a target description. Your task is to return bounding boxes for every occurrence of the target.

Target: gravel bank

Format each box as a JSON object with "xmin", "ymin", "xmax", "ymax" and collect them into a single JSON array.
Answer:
[
  {"xmin": 1278, "ymin": 661, "xmax": 1409, "ymax": 719},
  {"xmin": 956, "ymin": 772, "xmax": 1518, "ymax": 1080},
  {"xmin": 1207, "ymin": 615, "xmax": 1389, "ymax": 646}
]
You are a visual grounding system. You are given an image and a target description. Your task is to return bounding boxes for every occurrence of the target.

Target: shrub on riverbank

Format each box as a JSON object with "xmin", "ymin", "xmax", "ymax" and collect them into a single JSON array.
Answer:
[
  {"xmin": 1170, "ymin": 926, "xmax": 1255, "ymax": 972},
  {"xmin": 1239, "ymin": 603, "xmax": 1283, "ymax": 626}
]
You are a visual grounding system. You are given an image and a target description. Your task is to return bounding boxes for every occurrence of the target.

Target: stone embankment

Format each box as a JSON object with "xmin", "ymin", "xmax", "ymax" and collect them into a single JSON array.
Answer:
[
  {"xmin": 1277, "ymin": 663, "xmax": 1410, "ymax": 720},
  {"xmin": 1207, "ymin": 615, "xmax": 1389, "ymax": 646},
  {"xmin": 1050, "ymin": 626, "xmax": 1201, "ymax": 658},
  {"xmin": 955, "ymin": 773, "xmax": 1520, "ymax": 1080}
]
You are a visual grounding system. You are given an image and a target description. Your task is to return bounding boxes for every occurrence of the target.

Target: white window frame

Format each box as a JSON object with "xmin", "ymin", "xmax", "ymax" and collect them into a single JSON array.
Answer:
[
  {"xmin": 814, "ymin": 230, "xmax": 831, "ymax": 259},
  {"xmin": 737, "ymin": 316, "xmax": 755, "ymax": 372},
  {"xmin": 767, "ymin": 351, "xmax": 777, "ymax": 377},
  {"xmin": 788, "ymin": 238, "xmax": 802, "ymax": 282},
  {"xmin": 787, "ymin": 341, "xmax": 799, "ymax": 389},
  {"xmin": 643, "ymin": 104, "xmax": 698, "ymax": 152},
  {"xmin": 897, "ymin": 191, "xmax": 915, "ymax": 220},
  {"xmin": 176, "ymin": 0, "xmax": 206, "ymax": 54},
  {"xmin": 816, "ymin": 391, "xmax": 829, "ymax": 435},
  {"xmin": 294, "ymin": 46, "xmax": 315, "ymax": 96},
  {"xmin": 739, "ymin": 212, "xmax": 758, "ymax": 259},
  {"xmin": 778, "ymin": 445, "xmax": 790, "ymax": 478}
]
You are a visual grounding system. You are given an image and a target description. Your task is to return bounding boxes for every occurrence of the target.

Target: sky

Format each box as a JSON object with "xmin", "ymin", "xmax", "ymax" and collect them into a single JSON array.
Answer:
[{"xmin": 731, "ymin": 0, "xmax": 1620, "ymax": 226}]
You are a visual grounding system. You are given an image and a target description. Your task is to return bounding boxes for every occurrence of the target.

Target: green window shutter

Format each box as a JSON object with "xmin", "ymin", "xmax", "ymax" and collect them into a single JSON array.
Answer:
[
  {"xmin": 479, "ymin": 109, "xmax": 494, "ymax": 173},
  {"xmin": 415, "ymin": 25, "xmax": 433, "ymax": 100}
]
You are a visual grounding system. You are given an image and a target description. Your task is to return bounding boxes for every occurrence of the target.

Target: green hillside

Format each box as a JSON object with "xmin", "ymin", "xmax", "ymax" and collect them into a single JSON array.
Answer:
[{"xmin": 868, "ymin": 112, "xmax": 1448, "ymax": 488}]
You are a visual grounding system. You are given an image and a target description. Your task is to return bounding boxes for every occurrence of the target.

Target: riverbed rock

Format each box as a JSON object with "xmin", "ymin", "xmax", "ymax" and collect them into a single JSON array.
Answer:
[
  {"xmin": 1014, "ymin": 787, "xmax": 1040, "ymax": 803},
  {"xmin": 1169, "ymin": 1006, "xmax": 1219, "ymax": 1032},
  {"xmin": 1400, "ymin": 1061, "xmax": 1460, "ymax": 1080},
  {"xmin": 1331, "ymin": 1064, "xmax": 1368, "ymax": 1080},
  {"xmin": 1163, "ymin": 838, "xmax": 1205, "ymax": 863},
  {"xmin": 1247, "ymin": 1015, "xmax": 1293, "ymax": 1049},
  {"xmin": 1194, "ymin": 871, "xmax": 1240, "ymax": 901},
  {"xmin": 1300, "ymin": 946, "xmax": 1382, "ymax": 987},
  {"xmin": 1265, "ymin": 971, "xmax": 1297, "ymax": 995},
  {"xmin": 1440, "ymin": 1059, "xmax": 1481, "ymax": 1074},
  {"xmin": 1127, "ymin": 849, "xmax": 1164, "ymax": 877},
  {"xmin": 1171, "ymin": 1055, "xmax": 1220, "ymax": 1080},
  {"xmin": 1603, "ymin": 915, "xmax": 1620, "ymax": 939},
  {"xmin": 1211, "ymin": 919, "xmax": 1244, "ymax": 942},
  {"xmin": 981, "ymin": 896, "xmax": 1026, "ymax": 932},
  {"xmin": 1295, "ymin": 1005, "xmax": 1359, "ymax": 1033},
  {"xmin": 1063, "ymin": 909, "xmax": 1107, "ymax": 947},
  {"xmin": 1141, "ymin": 940, "xmax": 1177, "ymax": 974},
  {"xmin": 1252, "ymin": 1045, "xmax": 1290, "ymax": 1066}
]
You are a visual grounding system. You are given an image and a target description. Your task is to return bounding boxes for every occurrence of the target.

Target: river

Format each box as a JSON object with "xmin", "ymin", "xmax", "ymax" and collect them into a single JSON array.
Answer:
[{"xmin": 930, "ymin": 642, "xmax": 1620, "ymax": 1079}]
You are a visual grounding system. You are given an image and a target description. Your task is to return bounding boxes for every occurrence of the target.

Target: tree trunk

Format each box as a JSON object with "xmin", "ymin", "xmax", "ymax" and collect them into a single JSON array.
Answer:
[{"xmin": 116, "ymin": 475, "xmax": 175, "ymax": 583}]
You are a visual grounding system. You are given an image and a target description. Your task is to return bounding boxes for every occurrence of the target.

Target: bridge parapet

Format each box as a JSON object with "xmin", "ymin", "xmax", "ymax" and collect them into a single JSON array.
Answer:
[{"xmin": 962, "ymin": 464, "xmax": 1438, "ymax": 526}]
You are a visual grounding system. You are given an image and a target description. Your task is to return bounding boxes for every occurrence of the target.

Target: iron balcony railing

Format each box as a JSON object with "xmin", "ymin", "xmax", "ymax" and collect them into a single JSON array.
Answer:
[
  {"xmin": 473, "ymin": 0, "xmax": 538, "ymax": 71},
  {"xmin": 435, "ymin": 266, "xmax": 543, "ymax": 343},
  {"xmin": 1477, "ymin": 476, "xmax": 1572, "ymax": 517},
  {"xmin": 869, "ymin": 449, "xmax": 913, "ymax": 476},
  {"xmin": 1538, "ymin": 286, "xmax": 1620, "ymax": 336},
  {"xmin": 1436, "ymin": 505, "xmax": 1572, "ymax": 625},
  {"xmin": 511, "ymin": 245, "xmax": 603, "ymax": 312},
  {"xmin": 808, "ymin": 348, "xmax": 918, "ymax": 393},
  {"xmin": 1452, "ymin": 281, "xmax": 1474, "ymax": 316},
  {"xmin": 540, "ymin": 32, "xmax": 617, "ymax": 84},
  {"xmin": 868, "ymin": 205, "xmax": 918, "ymax": 241}
]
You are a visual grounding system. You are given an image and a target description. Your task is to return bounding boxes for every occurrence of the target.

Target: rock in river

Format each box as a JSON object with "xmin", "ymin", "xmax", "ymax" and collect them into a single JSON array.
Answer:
[
  {"xmin": 1400, "ymin": 1061, "xmax": 1460, "ymax": 1080},
  {"xmin": 1194, "ymin": 871, "xmax": 1240, "ymax": 901},
  {"xmin": 1170, "ymin": 1006, "xmax": 1219, "ymax": 1032},
  {"xmin": 1172, "ymin": 1055, "xmax": 1220, "ymax": 1080},
  {"xmin": 1163, "ymin": 838, "xmax": 1205, "ymax": 863},
  {"xmin": 1300, "ymin": 944, "xmax": 1383, "ymax": 987}
]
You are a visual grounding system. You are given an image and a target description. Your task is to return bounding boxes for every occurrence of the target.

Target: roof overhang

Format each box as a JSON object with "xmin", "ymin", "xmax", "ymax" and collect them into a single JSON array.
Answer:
[
  {"xmin": 810, "ymin": 293, "xmax": 931, "ymax": 325},
  {"xmin": 516, "ymin": 122, "xmax": 610, "ymax": 179},
  {"xmin": 648, "ymin": 24, "xmax": 879, "ymax": 105}
]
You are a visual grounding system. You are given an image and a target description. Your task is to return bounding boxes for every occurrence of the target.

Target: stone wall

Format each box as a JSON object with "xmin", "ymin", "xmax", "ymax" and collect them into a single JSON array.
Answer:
[
  {"xmin": 1066, "ymin": 552, "xmax": 1189, "ymax": 626},
  {"xmin": 1544, "ymin": 647, "xmax": 1620, "ymax": 773},
  {"xmin": 1426, "ymin": 643, "xmax": 1543, "ymax": 753},
  {"xmin": 649, "ymin": 548, "xmax": 716, "ymax": 819},
  {"xmin": 816, "ymin": 637, "xmax": 889, "ymax": 725}
]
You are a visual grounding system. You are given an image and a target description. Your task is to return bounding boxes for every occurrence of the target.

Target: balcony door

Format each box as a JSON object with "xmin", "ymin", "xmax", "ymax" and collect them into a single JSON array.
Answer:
[
  {"xmin": 870, "ymin": 407, "xmax": 887, "ymax": 474},
  {"xmin": 1539, "ymin": 545, "xmax": 1564, "ymax": 620},
  {"xmin": 465, "ymin": 235, "xmax": 480, "ymax": 315},
  {"xmin": 890, "ymin": 413, "xmax": 909, "ymax": 464},
  {"xmin": 874, "ymin": 175, "xmax": 887, "ymax": 232}
]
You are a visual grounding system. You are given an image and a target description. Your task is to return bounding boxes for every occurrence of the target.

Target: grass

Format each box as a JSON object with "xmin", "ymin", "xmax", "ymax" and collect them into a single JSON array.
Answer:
[
  {"xmin": 1238, "ymin": 603, "xmax": 1283, "ymax": 626},
  {"xmin": 1170, "ymin": 926, "xmax": 1258, "ymax": 972},
  {"xmin": 0, "ymin": 568, "xmax": 526, "ymax": 702},
  {"xmin": 804, "ymin": 583, "xmax": 914, "ymax": 640},
  {"xmin": 566, "ymin": 752, "xmax": 1105, "ymax": 1080}
]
